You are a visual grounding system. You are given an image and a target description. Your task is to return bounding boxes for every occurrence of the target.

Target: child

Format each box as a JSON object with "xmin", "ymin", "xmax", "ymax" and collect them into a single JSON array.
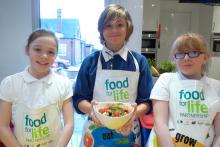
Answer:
[
  {"xmin": 147, "ymin": 33, "xmax": 220, "ymax": 147},
  {"xmin": 72, "ymin": 4, "xmax": 153, "ymax": 147},
  {"xmin": 0, "ymin": 29, "xmax": 74, "ymax": 147}
]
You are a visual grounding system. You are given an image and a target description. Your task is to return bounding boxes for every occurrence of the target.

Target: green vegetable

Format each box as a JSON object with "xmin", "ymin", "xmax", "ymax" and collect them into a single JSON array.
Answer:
[
  {"xmin": 109, "ymin": 104, "xmax": 124, "ymax": 116},
  {"xmin": 147, "ymin": 58, "xmax": 155, "ymax": 67},
  {"xmin": 148, "ymin": 58, "xmax": 160, "ymax": 77},
  {"xmin": 100, "ymin": 103, "xmax": 129, "ymax": 117},
  {"xmin": 109, "ymin": 105, "xmax": 123, "ymax": 111},
  {"xmin": 158, "ymin": 60, "xmax": 176, "ymax": 74},
  {"xmin": 150, "ymin": 66, "xmax": 160, "ymax": 77}
]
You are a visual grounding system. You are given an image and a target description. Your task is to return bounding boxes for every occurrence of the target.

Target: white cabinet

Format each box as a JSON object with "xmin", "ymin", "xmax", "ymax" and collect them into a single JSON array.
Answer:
[
  {"xmin": 142, "ymin": 0, "xmax": 160, "ymax": 31},
  {"xmin": 208, "ymin": 57, "xmax": 220, "ymax": 80},
  {"xmin": 213, "ymin": 6, "xmax": 220, "ymax": 33}
]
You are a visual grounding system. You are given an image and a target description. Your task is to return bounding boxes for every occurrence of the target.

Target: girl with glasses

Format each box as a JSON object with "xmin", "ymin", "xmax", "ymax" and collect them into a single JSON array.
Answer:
[{"xmin": 147, "ymin": 33, "xmax": 220, "ymax": 147}]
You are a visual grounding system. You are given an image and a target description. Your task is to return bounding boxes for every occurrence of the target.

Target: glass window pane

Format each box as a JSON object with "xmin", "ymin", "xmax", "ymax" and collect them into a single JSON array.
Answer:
[
  {"xmin": 40, "ymin": 0, "xmax": 104, "ymax": 73},
  {"xmin": 39, "ymin": 1, "xmax": 104, "ymax": 146}
]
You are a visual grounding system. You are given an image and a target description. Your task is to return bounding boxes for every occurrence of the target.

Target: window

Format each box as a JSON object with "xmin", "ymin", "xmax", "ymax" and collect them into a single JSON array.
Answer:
[
  {"xmin": 37, "ymin": 1, "xmax": 104, "ymax": 146},
  {"xmin": 39, "ymin": 0, "xmax": 104, "ymax": 79},
  {"xmin": 58, "ymin": 43, "xmax": 67, "ymax": 56}
]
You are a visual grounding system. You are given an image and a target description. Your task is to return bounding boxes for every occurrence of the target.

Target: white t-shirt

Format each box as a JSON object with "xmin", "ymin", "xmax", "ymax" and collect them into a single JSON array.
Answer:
[
  {"xmin": 149, "ymin": 72, "xmax": 220, "ymax": 146},
  {"xmin": 0, "ymin": 67, "xmax": 73, "ymax": 124}
]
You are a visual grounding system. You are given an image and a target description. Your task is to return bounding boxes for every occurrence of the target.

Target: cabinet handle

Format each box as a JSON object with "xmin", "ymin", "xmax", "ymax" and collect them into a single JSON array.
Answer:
[{"xmin": 213, "ymin": 22, "xmax": 215, "ymax": 32}]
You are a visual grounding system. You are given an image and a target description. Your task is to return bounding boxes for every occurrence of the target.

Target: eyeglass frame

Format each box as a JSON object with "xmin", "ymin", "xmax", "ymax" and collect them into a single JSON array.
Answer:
[{"xmin": 174, "ymin": 51, "xmax": 204, "ymax": 59}]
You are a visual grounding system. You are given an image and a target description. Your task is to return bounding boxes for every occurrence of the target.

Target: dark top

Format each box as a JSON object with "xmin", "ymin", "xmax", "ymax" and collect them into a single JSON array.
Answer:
[{"xmin": 72, "ymin": 50, "xmax": 153, "ymax": 114}]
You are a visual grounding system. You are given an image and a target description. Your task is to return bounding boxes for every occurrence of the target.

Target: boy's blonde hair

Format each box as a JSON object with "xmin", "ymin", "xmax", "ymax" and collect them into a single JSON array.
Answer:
[
  {"xmin": 98, "ymin": 4, "xmax": 133, "ymax": 45},
  {"xmin": 170, "ymin": 33, "xmax": 211, "ymax": 72}
]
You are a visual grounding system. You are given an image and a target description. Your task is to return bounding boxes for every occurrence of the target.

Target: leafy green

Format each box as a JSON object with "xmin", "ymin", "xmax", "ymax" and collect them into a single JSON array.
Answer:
[
  {"xmin": 116, "ymin": 138, "xmax": 130, "ymax": 144},
  {"xmin": 108, "ymin": 105, "xmax": 123, "ymax": 112},
  {"xmin": 88, "ymin": 124, "xmax": 100, "ymax": 130},
  {"xmin": 158, "ymin": 60, "xmax": 176, "ymax": 74},
  {"xmin": 147, "ymin": 58, "xmax": 155, "ymax": 67},
  {"xmin": 147, "ymin": 58, "xmax": 160, "ymax": 77}
]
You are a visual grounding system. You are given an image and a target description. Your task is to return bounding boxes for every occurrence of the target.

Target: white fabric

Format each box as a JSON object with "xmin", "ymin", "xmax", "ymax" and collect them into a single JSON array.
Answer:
[
  {"xmin": 81, "ymin": 51, "xmax": 141, "ymax": 146},
  {"xmin": 101, "ymin": 45, "xmax": 128, "ymax": 62},
  {"xmin": 147, "ymin": 72, "xmax": 220, "ymax": 147},
  {"xmin": 94, "ymin": 51, "xmax": 139, "ymax": 101},
  {"xmin": 13, "ymin": 102, "xmax": 61, "ymax": 146},
  {"xmin": 0, "ymin": 67, "xmax": 73, "ymax": 146}
]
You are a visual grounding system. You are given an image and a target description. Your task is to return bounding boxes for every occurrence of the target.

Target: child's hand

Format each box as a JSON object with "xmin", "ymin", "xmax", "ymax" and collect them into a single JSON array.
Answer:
[
  {"xmin": 89, "ymin": 100, "xmax": 102, "ymax": 125},
  {"xmin": 116, "ymin": 103, "xmax": 137, "ymax": 136}
]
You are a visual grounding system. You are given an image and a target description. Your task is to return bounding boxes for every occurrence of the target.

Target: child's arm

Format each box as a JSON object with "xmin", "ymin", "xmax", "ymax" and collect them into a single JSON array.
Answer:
[
  {"xmin": 0, "ymin": 100, "xmax": 21, "ymax": 147},
  {"xmin": 56, "ymin": 98, "xmax": 74, "ymax": 147},
  {"xmin": 212, "ymin": 112, "xmax": 220, "ymax": 147},
  {"xmin": 136, "ymin": 103, "xmax": 151, "ymax": 117},
  {"xmin": 116, "ymin": 102, "xmax": 151, "ymax": 137},
  {"xmin": 153, "ymin": 99, "xmax": 175, "ymax": 147},
  {"xmin": 78, "ymin": 99, "xmax": 101, "ymax": 125}
]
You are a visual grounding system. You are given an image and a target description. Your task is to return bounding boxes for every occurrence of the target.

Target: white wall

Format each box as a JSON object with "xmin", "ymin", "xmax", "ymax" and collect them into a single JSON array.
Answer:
[
  {"xmin": 208, "ymin": 57, "xmax": 220, "ymax": 80},
  {"xmin": 142, "ymin": 0, "xmax": 160, "ymax": 31},
  {"xmin": 0, "ymin": 0, "xmax": 34, "ymax": 81},
  {"xmin": 197, "ymin": 5, "xmax": 213, "ymax": 48},
  {"xmin": 105, "ymin": 0, "xmax": 143, "ymax": 53},
  {"xmin": 213, "ymin": 6, "xmax": 220, "ymax": 33},
  {"xmin": 209, "ymin": 6, "xmax": 220, "ymax": 80},
  {"xmin": 157, "ymin": 1, "xmax": 213, "ymax": 65}
]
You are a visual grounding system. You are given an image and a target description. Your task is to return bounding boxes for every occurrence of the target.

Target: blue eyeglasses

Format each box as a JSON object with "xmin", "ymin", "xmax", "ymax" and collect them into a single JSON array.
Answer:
[{"xmin": 174, "ymin": 51, "xmax": 203, "ymax": 59}]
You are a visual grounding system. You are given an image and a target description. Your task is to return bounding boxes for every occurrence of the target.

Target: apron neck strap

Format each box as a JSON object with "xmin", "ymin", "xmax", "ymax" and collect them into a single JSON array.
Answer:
[
  {"xmin": 97, "ymin": 52, "xmax": 102, "ymax": 69},
  {"xmin": 130, "ymin": 51, "xmax": 139, "ymax": 71}
]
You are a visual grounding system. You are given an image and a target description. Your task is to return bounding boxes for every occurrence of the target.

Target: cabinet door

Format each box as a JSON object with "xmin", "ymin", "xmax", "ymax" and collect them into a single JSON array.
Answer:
[
  {"xmin": 158, "ymin": 11, "xmax": 190, "ymax": 65},
  {"xmin": 213, "ymin": 6, "xmax": 220, "ymax": 33},
  {"xmin": 142, "ymin": 0, "xmax": 160, "ymax": 31},
  {"xmin": 208, "ymin": 57, "xmax": 220, "ymax": 80}
]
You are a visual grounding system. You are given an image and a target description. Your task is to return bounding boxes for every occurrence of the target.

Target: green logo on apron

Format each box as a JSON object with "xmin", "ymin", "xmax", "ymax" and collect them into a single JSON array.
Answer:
[
  {"xmin": 25, "ymin": 113, "xmax": 50, "ymax": 140},
  {"xmin": 105, "ymin": 77, "xmax": 129, "ymax": 101},
  {"xmin": 178, "ymin": 89, "xmax": 208, "ymax": 115}
]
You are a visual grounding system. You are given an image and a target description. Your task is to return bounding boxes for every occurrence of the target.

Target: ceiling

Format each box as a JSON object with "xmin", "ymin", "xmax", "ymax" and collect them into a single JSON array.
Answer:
[{"xmin": 161, "ymin": 0, "xmax": 220, "ymax": 6}]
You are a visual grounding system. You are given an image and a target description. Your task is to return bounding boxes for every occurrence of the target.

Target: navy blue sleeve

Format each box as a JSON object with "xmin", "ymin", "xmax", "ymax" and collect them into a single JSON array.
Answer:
[
  {"xmin": 131, "ymin": 51, "xmax": 153, "ymax": 114},
  {"xmin": 73, "ymin": 50, "xmax": 153, "ymax": 114},
  {"xmin": 72, "ymin": 51, "xmax": 100, "ymax": 114}
]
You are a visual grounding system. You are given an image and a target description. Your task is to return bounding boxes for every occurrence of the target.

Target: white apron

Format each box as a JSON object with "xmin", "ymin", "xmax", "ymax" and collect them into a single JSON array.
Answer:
[
  {"xmin": 13, "ymin": 102, "xmax": 62, "ymax": 147},
  {"xmin": 81, "ymin": 52, "xmax": 141, "ymax": 147},
  {"xmin": 147, "ymin": 75, "xmax": 220, "ymax": 147}
]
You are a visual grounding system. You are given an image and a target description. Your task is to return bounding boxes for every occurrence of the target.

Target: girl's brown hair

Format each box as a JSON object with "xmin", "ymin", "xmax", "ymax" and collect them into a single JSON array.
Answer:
[
  {"xmin": 26, "ymin": 29, "xmax": 58, "ymax": 50},
  {"xmin": 98, "ymin": 4, "xmax": 133, "ymax": 45}
]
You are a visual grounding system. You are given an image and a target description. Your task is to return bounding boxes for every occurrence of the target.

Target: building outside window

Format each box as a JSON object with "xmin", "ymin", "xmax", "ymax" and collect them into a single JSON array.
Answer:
[
  {"xmin": 58, "ymin": 43, "xmax": 67, "ymax": 56},
  {"xmin": 39, "ymin": 1, "xmax": 104, "ymax": 146},
  {"xmin": 40, "ymin": 0, "xmax": 104, "ymax": 80}
]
